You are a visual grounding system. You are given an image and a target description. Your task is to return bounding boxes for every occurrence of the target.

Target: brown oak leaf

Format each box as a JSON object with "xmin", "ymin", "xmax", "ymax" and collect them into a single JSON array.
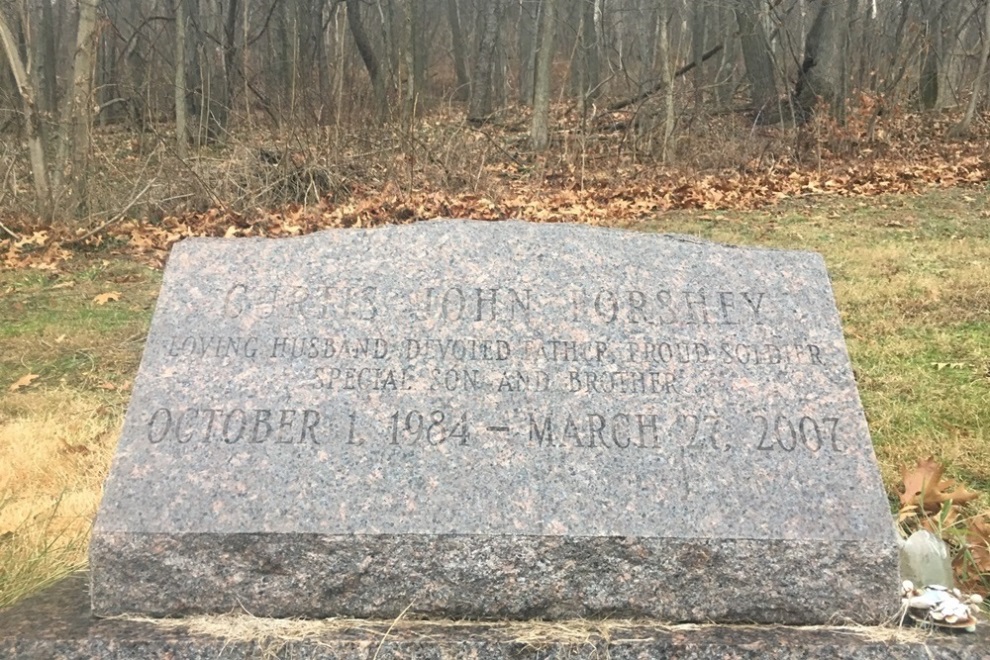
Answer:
[
  {"xmin": 8, "ymin": 373, "xmax": 39, "ymax": 392},
  {"xmin": 899, "ymin": 456, "xmax": 980, "ymax": 513},
  {"xmin": 92, "ymin": 291, "xmax": 121, "ymax": 305}
]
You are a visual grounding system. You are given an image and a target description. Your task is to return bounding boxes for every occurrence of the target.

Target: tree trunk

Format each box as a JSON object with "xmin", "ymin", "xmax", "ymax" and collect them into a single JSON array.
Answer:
[
  {"xmin": 183, "ymin": 0, "xmax": 203, "ymax": 145},
  {"xmin": 346, "ymin": 0, "xmax": 387, "ymax": 118},
  {"xmin": 467, "ymin": 0, "xmax": 505, "ymax": 124},
  {"xmin": 220, "ymin": 0, "xmax": 239, "ymax": 129},
  {"xmin": 518, "ymin": 0, "xmax": 539, "ymax": 105},
  {"xmin": 691, "ymin": 0, "xmax": 708, "ymax": 111},
  {"xmin": 713, "ymin": 0, "xmax": 737, "ymax": 108},
  {"xmin": 531, "ymin": 0, "xmax": 557, "ymax": 149},
  {"xmin": 638, "ymin": 0, "xmax": 660, "ymax": 94},
  {"xmin": 955, "ymin": 0, "xmax": 990, "ymax": 134},
  {"xmin": 402, "ymin": 0, "xmax": 422, "ymax": 117},
  {"xmin": 575, "ymin": 0, "xmax": 599, "ymax": 114},
  {"xmin": 919, "ymin": 0, "xmax": 942, "ymax": 109},
  {"xmin": 37, "ymin": 0, "xmax": 58, "ymax": 120},
  {"xmin": 175, "ymin": 0, "xmax": 189, "ymax": 159},
  {"xmin": 410, "ymin": 0, "xmax": 425, "ymax": 99},
  {"xmin": 0, "ymin": 12, "xmax": 50, "ymax": 217},
  {"xmin": 657, "ymin": 0, "xmax": 675, "ymax": 162},
  {"xmin": 68, "ymin": 0, "xmax": 100, "ymax": 215},
  {"xmin": 446, "ymin": 0, "xmax": 470, "ymax": 101},
  {"xmin": 795, "ymin": 0, "xmax": 848, "ymax": 120},
  {"xmin": 736, "ymin": 0, "xmax": 778, "ymax": 116},
  {"xmin": 316, "ymin": 0, "xmax": 332, "ymax": 106}
]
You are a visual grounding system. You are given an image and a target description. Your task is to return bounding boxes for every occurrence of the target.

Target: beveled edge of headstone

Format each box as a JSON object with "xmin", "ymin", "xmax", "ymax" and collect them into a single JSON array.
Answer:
[{"xmin": 90, "ymin": 532, "xmax": 901, "ymax": 623}]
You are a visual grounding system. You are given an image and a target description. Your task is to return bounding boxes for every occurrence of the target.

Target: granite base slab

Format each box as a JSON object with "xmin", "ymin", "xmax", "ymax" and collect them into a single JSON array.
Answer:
[
  {"xmin": 2, "ymin": 574, "xmax": 985, "ymax": 660},
  {"xmin": 90, "ymin": 533, "xmax": 900, "ymax": 624}
]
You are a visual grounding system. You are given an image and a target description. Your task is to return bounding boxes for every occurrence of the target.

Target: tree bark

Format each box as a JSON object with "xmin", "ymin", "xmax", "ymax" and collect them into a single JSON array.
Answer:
[
  {"xmin": 68, "ymin": 0, "xmax": 101, "ymax": 215},
  {"xmin": 657, "ymin": 0, "xmax": 675, "ymax": 162},
  {"xmin": 403, "ymin": 0, "xmax": 416, "ymax": 117},
  {"xmin": 919, "ymin": 0, "xmax": 942, "ymax": 109},
  {"xmin": 531, "ymin": 0, "xmax": 556, "ymax": 149},
  {"xmin": 175, "ymin": 0, "xmax": 189, "ymax": 158},
  {"xmin": 220, "ymin": 0, "xmax": 239, "ymax": 129},
  {"xmin": 736, "ymin": 0, "xmax": 778, "ymax": 116},
  {"xmin": 574, "ymin": 0, "xmax": 599, "ymax": 114},
  {"xmin": 446, "ymin": 0, "xmax": 470, "ymax": 101},
  {"xmin": 0, "ymin": 11, "xmax": 50, "ymax": 217},
  {"xmin": 36, "ymin": 0, "xmax": 58, "ymax": 119},
  {"xmin": 518, "ymin": 0, "xmax": 539, "ymax": 105},
  {"xmin": 346, "ymin": 0, "xmax": 387, "ymax": 118},
  {"xmin": 795, "ymin": 0, "xmax": 848, "ymax": 120},
  {"xmin": 955, "ymin": 0, "xmax": 990, "ymax": 134},
  {"xmin": 691, "ymin": 0, "xmax": 708, "ymax": 110},
  {"xmin": 468, "ymin": 0, "xmax": 505, "ymax": 124},
  {"xmin": 713, "ymin": 0, "xmax": 737, "ymax": 108}
]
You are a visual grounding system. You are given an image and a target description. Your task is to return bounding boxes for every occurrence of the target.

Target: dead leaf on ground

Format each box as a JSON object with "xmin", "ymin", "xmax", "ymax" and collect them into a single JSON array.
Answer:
[
  {"xmin": 8, "ymin": 373, "xmax": 39, "ymax": 392},
  {"xmin": 899, "ymin": 456, "xmax": 980, "ymax": 513},
  {"xmin": 59, "ymin": 439, "xmax": 90, "ymax": 455},
  {"xmin": 92, "ymin": 291, "xmax": 122, "ymax": 305},
  {"xmin": 964, "ymin": 514, "xmax": 990, "ymax": 574},
  {"xmin": 932, "ymin": 362, "xmax": 969, "ymax": 371}
]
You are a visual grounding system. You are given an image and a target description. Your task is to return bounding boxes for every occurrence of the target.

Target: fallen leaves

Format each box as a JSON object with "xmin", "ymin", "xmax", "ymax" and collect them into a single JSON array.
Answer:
[
  {"xmin": 92, "ymin": 291, "xmax": 122, "ymax": 305},
  {"xmin": 899, "ymin": 456, "xmax": 989, "ymax": 595},
  {"xmin": 8, "ymin": 373, "xmax": 39, "ymax": 392},
  {"xmin": 1, "ymin": 103, "xmax": 988, "ymax": 268},
  {"xmin": 900, "ymin": 456, "xmax": 980, "ymax": 513},
  {"xmin": 960, "ymin": 515, "xmax": 990, "ymax": 578}
]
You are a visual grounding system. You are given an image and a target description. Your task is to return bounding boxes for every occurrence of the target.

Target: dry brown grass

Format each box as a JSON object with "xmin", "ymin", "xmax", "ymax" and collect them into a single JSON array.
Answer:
[
  {"xmin": 134, "ymin": 612, "xmax": 931, "ymax": 653},
  {"xmin": 0, "ymin": 390, "xmax": 121, "ymax": 607}
]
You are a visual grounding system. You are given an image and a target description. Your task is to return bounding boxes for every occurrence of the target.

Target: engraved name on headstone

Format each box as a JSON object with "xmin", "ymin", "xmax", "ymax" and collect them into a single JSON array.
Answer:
[{"xmin": 90, "ymin": 220, "xmax": 899, "ymax": 623}]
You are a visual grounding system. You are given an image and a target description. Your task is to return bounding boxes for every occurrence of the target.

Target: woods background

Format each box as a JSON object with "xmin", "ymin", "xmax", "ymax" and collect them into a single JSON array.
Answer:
[{"xmin": 1, "ymin": 0, "xmax": 989, "ymax": 230}]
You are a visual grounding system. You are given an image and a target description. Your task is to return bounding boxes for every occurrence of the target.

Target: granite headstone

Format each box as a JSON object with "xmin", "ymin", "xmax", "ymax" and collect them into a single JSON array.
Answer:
[{"xmin": 89, "ymin": 220, "xmax": 900, "ymax": 623}]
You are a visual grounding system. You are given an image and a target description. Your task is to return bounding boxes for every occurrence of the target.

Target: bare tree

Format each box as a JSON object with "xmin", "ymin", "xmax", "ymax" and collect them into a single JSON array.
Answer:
[
  {"xmin": 955, "ymin": 0, "xmax": 990, "ymax": 134},
  {"xmin": 67, "ymin": 0, "xmax": 101, "ymax": 213},
  {"xmin": 736, "ymin": 0, "xmax": 778, "ymax": 117},
  {"xmin": 175, "ymin": 0, "xmax": 189, "ymax": 158},
  {"xmin": 0, "ymin": 7, "xmax": 50, "ymax": 215},
  {"xmin": 468, "ymin": 0, "xmax": 506, "ymax": 124},
  {"xmin": 446, "ymin": 0, "xmax": 470, "ymax": 101},
  {"xmin": 573, "ymin": 0, "xmax": 600, "ymax": 115},
  {"xmin": 346, "ymin": 0, "xmax": 387, "ymax": 117},
  {"xmin": 518, "ymin": 0, "xmax": 539, "ymax": 105},
  {"xmin": 795, "ymin": 0, "xmax": 849, "ymax": 120},
  {"xmin": 656, "ymin": 0, "xmax": 675, "ymax": 161},
  {"xmin": 531, "ymin": 0, "xmax": 557, "ymax": 149}
]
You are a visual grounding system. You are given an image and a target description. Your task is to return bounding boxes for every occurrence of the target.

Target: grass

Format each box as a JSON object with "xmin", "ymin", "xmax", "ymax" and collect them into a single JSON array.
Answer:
[
  {"xmin": 0, "ymin": 391, "xmax": 121, "ymax": 607},
  {"xmin": 1, "ymin": 187, "xmax": 988, "ymax": 609},
  {"xmin": 0, "ymin": 259, "xmax": 157, "ymax": 608}
]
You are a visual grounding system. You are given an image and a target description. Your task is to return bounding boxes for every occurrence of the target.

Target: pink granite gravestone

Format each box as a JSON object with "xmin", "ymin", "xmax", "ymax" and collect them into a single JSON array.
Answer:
[{"xmin": 89, "ymin": 220, "xmax": 900, "ymax": 623}]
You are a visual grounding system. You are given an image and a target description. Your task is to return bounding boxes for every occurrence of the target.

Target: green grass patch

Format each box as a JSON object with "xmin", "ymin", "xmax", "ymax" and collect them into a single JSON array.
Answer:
[{"xmin": 0, "ymin": 260, "xmax": 159, "ymax": 392}]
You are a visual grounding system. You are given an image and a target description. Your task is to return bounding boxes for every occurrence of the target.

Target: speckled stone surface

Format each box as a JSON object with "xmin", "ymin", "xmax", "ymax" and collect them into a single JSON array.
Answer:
[
  {"xmin": 4, "ymin": 574, "xmax": 987, "ymax": 660},
  {"xmin": 91, "ymin": 220, "xmax": 899, "ymax": 622}
]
